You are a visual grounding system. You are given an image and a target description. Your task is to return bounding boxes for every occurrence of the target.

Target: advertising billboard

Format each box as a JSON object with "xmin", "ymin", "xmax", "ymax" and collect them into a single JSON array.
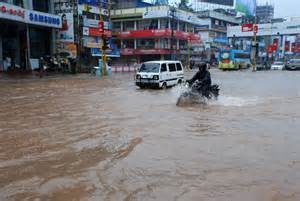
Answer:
[
  {"xmin": 235, "ymin": 0, "xmax": 256, "ymax": 16},
  {"xmin": 200, "ymin": 0, "xmax": 234, "ymax": 6}
]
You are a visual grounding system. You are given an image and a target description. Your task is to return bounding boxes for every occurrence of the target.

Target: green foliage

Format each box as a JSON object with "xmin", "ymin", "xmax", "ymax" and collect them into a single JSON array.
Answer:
[{"xmin": 178, "ymin": 0, "xmax": 193, "ymax": 12}]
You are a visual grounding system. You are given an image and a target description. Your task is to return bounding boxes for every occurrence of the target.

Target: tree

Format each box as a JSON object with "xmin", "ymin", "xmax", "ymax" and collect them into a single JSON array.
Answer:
[
  {"xmin": 178, "ymin": 0, "xmax": 193, "ymax": 11},
  {"xmin": 153, "ymin": 0, "xmax": 169, "ymax": 5}
]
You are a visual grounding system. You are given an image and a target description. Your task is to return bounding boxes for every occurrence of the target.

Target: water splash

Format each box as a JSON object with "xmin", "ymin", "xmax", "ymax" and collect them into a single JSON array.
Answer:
[{"xmin": 212, "ymin": 96, "xmax": 260, "ymax": 107}]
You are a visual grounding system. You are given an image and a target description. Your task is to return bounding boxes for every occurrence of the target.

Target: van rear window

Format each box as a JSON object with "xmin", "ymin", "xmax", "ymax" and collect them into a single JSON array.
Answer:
[
  {"xmin": 169, "ymin": 63, "xmax": 176, "ymax": 72},
  {"xmin": 161, "ymin": 64, "xmax": 167, "ymax": 72},
  {"xmin": 176, "ymin": 63, "xmax": 182, "ymax": 71}
]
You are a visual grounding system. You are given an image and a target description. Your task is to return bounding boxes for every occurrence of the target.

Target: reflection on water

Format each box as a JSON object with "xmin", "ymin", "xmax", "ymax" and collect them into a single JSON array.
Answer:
[{"xmin": 1, "ymin": 70, "xmax": 300, "ymax": 201}]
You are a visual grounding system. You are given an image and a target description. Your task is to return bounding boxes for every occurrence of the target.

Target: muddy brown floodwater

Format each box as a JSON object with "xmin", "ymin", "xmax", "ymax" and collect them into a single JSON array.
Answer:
[{"xmin": 0, "ymin": 70, "xmax": 300, "ymax": 201}]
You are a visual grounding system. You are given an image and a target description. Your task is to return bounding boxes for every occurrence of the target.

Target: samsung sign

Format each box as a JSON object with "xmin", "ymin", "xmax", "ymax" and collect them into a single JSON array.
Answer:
[
  {"xmin": 0, "ymin": 2, "xmax": 61, "ymax": 28},
  {"xmin": 27, "ymin": 10, "xmax": 61, "ymax": 28}
]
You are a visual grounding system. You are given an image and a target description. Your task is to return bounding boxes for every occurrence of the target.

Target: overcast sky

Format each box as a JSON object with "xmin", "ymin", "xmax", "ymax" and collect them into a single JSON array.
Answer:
[
  {"xmin": 257, "ymin": 0, "xmax": 299, "ymax": 18},
  {"xmin": 144, "ymin": 0, "xmax": 299, "ymax": 18}
]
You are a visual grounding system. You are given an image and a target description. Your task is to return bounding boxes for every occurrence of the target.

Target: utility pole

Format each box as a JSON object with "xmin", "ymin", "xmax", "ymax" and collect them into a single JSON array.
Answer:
[
  {"xmin": 73, "ymin": 0, "xmax": 80, "ymax": 73},
  {"xmin": 170, "ymin": 7, "xmax": 176, "ymax": 60},
  {"xmin": 253, "ymin": 17, "xmax": 258, "ymax": 72},
  {"xmin": 253, "ymin": 28, "xmax": 257, "ymax": 71}
]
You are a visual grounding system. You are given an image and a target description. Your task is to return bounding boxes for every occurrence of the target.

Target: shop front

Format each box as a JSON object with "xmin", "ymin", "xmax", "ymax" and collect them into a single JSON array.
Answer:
[{"xmin": 0, "ymin": 2, "xmax": 61, "ymax": 72}]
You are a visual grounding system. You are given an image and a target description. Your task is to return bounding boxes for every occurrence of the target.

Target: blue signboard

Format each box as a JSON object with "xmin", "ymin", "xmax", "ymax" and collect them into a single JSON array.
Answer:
[
  {"xmin": 28, "ymin": 13, "xmax": 60, "ymax": 25},
  {"xmin": 91, "ymin": 43, "xmax": 120, "ymax": 57},
  {"xmin": 26, "ymin": 11, "xmax": 61, "ymax": 28},
  {"xmin": 213, "ymin": 37, "xmax": 229, "ymax": 44},
  {"xmin": 79, "ymin": 0, "xmax": 108, "ymax": 8}
]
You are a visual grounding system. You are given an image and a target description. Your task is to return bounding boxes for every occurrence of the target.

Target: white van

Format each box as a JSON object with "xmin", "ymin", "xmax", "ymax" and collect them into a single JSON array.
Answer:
[{"xmin": 135, "ymin": 60, "xmax": 184, "ymax": 89}]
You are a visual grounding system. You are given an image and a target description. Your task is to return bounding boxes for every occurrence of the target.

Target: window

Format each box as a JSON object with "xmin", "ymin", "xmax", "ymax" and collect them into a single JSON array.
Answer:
[
  {"xmin": 33, "ymin": 0, "xmax": 49, "ymax": 12},
  {"xmin": 137, "ymin": 39, "xmax": 155, "ymax": 49},
  {"xmin": 0, "ymin": 0, "xmax": 23, "ymax": 7},
  {"xmin": 122, "ymin": 40, "xmax": 134, "ymax": 49},
  {"xmin": 179, "ymin": 22, "xmax": 185, "ymax": 31},
  {"xmin": 187, "ymin": 23, "xmax": 193, "ymax": 33},
  {"xmin": 168, "ymin": 63, "xmax": 176, "ymax": 72},
  {"xmin": 30, "ymin": 28, "xmax": 51, "ymax": 58},
  {"xmin": 113, "ymin": 22, "xmax": 121, "ymax": 32},
  {"xmin": 160, "ymin": 18, "xmax": 169, "ymax": 29},
  {"xmin": 234, "ymin": 53, "xmax": 250, "ymax": 59},
  {"xmin": 139, "ymin": 63, "xmax": 160, "ymax": 73},
  {"xmin": 137, "ymin": 19, "xmax": 158, "ymax": 30},
  {"xmin": 176, "ymin": 63, "xmax": 182, "ymax": 71},
  {"xmin": 161, "ymin": 64, "xmax": 167, "ymax": 72},
  {"xmin": 123, "ymin": 21, "xmax": 135, "ymax": 31},
  {"xmin": 160, "ymin": 38, "xmax": 169, "ymax": 49}
]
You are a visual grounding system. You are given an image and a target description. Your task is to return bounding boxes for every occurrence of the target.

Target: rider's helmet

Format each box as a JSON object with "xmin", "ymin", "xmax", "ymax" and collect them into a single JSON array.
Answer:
[{"xmin": 198, "ymin": 62, "xmax": 207, "ymax": 73}]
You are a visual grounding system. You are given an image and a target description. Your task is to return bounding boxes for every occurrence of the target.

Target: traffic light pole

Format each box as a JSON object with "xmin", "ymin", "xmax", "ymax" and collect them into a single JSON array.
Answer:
[
  {"xmin": 187, "ymin": 39, "xmax": 191, "ymax": 70},
  {"xmin": 99, "ymin": 1, "xmax": 107, "ymax": 76},
  {"xmin": 101, "ymin": 36, "xmax": 107, "ymax": 76},
  {"xmin": 253, "ymin": 29, "xmax": 257, "ymax": 72}
]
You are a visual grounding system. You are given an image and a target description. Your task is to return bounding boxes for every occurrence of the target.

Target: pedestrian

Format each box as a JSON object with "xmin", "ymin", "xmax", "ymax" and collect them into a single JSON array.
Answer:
[{"xmin": 39, "ymin": 57, "xmax": 44, "ymax": 78}]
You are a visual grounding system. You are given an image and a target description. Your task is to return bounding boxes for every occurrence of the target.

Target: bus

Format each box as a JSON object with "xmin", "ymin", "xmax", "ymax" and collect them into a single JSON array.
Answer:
[{"xmin": 218, "ymin": 49, "xmax": 252, "ymax": 70}]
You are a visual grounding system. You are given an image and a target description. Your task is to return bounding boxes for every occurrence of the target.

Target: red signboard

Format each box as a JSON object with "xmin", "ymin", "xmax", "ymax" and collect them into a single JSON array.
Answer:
[
  {"xmin": 89, "ymin": 28, "xmax": 112, "ymax": 37},
  {"xmin": 0, "ymin": 5, "xmax": 25, "ymax": 18},
  {"xmin": 241, "ymin": 24, "xmax": 253, "ymax": 32},
  {"xmin": 267, "ymin": 44, "xmax": 277, "ymax": 53},
  {"xmin": 117, "ymin": 29, "xmax": 200, "ymax": 42},
  {"xmin": 135, "ymin": 49, "xmax": 170, "ymax": 55},
  {"xmin": 120, "ymin": 48, "xmax": 171, "ymax": 55},
  {"xmin": 291, "ymin": 43, "xmax": 300, "ymax": 53}
]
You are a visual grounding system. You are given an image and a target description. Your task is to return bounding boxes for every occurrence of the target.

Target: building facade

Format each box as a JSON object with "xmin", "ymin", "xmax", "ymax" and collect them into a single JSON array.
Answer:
[
  {"xmin": 196, "ymin": 9, "xmax": 240, "ymax": 50},
  {"xmin": 256, "ymin": 3, "xmax": 274, "ymax": 24},
  {"xmin": 111, "ymin": 5, "xmax": 201, "ymax": 66},
  {"xmin": 227, "ymin": 20, "xmax": 300, "ymax": 60},
  {"xmin": 54, "ymin": 0, "xmax": 116, "ymax": 71},
  {"xmin": 0, "ymin": 0, "xmax": 61, "ymax": 71}
]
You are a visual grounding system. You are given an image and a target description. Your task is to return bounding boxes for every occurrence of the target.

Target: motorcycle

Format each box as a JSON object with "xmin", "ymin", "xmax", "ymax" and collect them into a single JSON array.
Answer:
[{"xmin": 176, "ymin": 81, "xmax": 220, "ymax": 106}]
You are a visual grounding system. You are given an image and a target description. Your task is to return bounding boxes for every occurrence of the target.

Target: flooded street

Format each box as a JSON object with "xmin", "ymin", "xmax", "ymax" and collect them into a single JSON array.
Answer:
[{"xmin": 1, "ymin": 70, "xmax": 300, "ymax": 201}]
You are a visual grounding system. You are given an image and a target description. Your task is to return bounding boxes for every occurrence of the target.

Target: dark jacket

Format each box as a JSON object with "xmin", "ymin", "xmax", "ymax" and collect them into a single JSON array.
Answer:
[{"xmin": 189, "ymin": 70, "xmax": 211, "ymax": 86}]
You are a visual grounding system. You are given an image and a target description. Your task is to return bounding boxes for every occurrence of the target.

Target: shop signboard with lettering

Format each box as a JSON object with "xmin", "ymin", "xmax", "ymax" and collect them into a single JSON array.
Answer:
[
  {"xmin": 228, "ymin": 21, "xmax": 300, "ymax": 37},
  {"xmin": 83, "ymin": 36, "xmax": 102, "ymax": 48},
  {"xmin": 83, "ymin": 17, "xmax": 111, "ymax": 29},
  {"xmin": 0, "ymin": 2, "xmax": 25, "ymax": 23},
  {"xmin": 26, "ymin": 10, "xmax": 61, "ymax": 28},
  {"xmin": 1, "ymin": 2, "xmax": 61, "ymax": 29}
]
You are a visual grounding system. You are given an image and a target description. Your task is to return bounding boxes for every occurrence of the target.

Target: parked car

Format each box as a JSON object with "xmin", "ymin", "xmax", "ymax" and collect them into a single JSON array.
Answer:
[
  {"xmin": 271, "ymin": 61, "xmax": 285, "ymax": 70},
  {"xmin": 285, "ymin": 59, "xmax": 300, "ymax": 70},
  {"xmin": 135, "ymin": 60, "xmax": 184, "ymax": 89}
]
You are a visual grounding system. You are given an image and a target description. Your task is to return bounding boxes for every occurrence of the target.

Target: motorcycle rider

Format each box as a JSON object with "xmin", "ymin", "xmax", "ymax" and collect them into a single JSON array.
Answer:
[{"xmin": 187, "ymin": 62, "xmax": 211, "ymax": 96}]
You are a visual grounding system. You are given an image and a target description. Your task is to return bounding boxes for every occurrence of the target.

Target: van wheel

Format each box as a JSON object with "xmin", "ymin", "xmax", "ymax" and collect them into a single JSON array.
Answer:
[
  {"xmin": 161, "ymin": 82, "xmax": 167, "ymax": 89},
  {"xmin": 178, "ymin": 79, "xmax": 182, "ymax": 84}
]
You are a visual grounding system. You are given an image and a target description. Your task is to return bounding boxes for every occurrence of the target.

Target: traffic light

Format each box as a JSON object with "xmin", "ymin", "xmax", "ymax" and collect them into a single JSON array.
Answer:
[{"xmin": 102, "ymin": 36, "xmax": 110, "ymax": 51}]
